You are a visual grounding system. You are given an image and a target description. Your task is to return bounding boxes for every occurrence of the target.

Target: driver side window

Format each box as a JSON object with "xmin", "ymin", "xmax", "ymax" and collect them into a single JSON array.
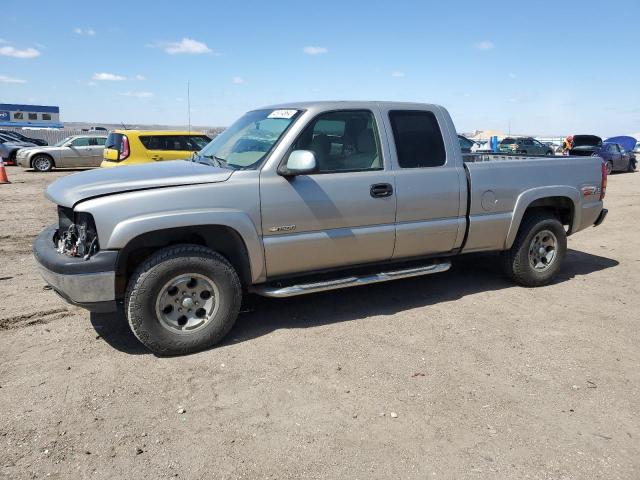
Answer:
[
  {"xmin": 71, "ymin": 137, "xmax": 91, "ymax": 147},
  {"xmin": 293, "ymin": 110, "xmax": 382, "ymax": 173}
]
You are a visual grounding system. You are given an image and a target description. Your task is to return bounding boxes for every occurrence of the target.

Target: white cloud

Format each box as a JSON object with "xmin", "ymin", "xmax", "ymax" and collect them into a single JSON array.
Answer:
[
  {"xmin": 303, "ymin": 46, "xmax": 328, "ymax": 55},
  {"xmin": 74, "ymin": 27, "xmax": 95, "ymax": 35},
  {"xmin": 92, "ymin": 72, "xmax": 126, "ymax": 81},
  {"xmin": 119, "ymin": 91, "xmax": 154, "ymax": 98},
  {"xmin": 135, "ymin": 74, "xmax": 145, "ymax": 80},
  {"xmin": 164, "ymin": 38, "xmax": 212, "ymax": 55},
  {"xmin": 0, "ymin": 45, "xmax": 41, "ymax": 58},
  {"xmin": 232, "ymin": 76, "xmax": 246, "ymax": 85},
  {"xmin": 391, "ymin": 71, "xmax": 405, "ymax": 78},
  {"xmin": 473, "ymin": 40, "xmax": 494, "ymax": 50},
  {"xmin": 0, "ymin": 74, "xmax": 26, "ymax": 84}
]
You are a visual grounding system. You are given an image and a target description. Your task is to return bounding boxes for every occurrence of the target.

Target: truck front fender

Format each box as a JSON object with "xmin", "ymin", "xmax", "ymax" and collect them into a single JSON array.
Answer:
[
  {"xmin": 505, "ymin": 186, "xmax": 580, "ymax": 249},
  {"xmin": 105, "ymin": 209, "xmax": 266, "ymax": 283}
]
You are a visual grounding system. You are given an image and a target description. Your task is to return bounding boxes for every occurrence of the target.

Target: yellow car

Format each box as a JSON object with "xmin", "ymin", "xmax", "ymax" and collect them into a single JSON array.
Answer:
[{"xmin": 101, "ymin": 130, "xmax": 212, "ymax": 167}]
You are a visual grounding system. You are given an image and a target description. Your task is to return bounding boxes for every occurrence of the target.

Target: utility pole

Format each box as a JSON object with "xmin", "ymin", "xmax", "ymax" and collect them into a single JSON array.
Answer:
[{"xmin": 187, "ymin": 81, "xmax": 191, "ymax": 133}]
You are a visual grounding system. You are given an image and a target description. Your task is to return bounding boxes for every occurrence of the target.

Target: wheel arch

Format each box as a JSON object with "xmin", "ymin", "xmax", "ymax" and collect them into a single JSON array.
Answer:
[
  {"xmin": 114, "ymin": 224, "xmax": 255, "ymax": 299},
  {"xmin": 505, "ymin": 187, "xmax": 579, "ymax": 249}
]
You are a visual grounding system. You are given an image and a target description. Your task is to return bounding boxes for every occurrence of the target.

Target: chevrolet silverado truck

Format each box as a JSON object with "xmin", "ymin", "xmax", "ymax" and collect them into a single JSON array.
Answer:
[{"xmin": 33, "ymin": 102, "xmax": 608, "ymax": 355}]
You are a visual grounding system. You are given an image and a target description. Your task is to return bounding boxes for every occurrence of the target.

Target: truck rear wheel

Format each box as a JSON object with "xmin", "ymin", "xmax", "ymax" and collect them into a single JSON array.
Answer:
[
  {"xmin": 125, "ymin": 245, "xmax": 242, "ymax": 355},
  {"xmin": 501, "ymin": 212, "xmax": 567, "ymax": 287}
]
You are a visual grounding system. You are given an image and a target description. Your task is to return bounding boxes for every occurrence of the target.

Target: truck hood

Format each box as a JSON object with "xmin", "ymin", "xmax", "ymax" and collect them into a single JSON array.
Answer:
[{"xmin": 46, "ymin": 160, "xmax": 234, "ymax": 207}]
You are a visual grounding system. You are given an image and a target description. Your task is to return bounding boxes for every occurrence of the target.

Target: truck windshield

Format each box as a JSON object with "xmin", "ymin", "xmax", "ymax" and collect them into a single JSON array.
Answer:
[{"xmin": 197, "ymin": 109, "xmax": 301, "ymax": 169}]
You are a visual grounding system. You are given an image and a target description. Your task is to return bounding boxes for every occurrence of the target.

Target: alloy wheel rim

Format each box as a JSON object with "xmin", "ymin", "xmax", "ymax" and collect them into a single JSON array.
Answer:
[
  {"xmin": 528, "ymin": 229, "xmax": 558, "ymax": 271},
  {"xmin": 155, "ymin": 273, "xmax": 220, "ymax": 333},
  {"xmin": 35, "ymin": 158, "xmax": 50, "ymax": 170}
]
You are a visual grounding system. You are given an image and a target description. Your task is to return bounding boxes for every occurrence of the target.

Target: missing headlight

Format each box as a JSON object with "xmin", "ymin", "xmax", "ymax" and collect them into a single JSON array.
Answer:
[{"xmin": 56, "ymin": 212, "xmax": 99, "ymax": 259}]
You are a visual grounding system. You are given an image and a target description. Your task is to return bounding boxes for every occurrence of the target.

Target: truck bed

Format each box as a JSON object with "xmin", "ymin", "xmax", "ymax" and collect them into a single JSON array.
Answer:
[{"xmin": 460, "ymin": 153, "xmax": 604, "ymax": 253}]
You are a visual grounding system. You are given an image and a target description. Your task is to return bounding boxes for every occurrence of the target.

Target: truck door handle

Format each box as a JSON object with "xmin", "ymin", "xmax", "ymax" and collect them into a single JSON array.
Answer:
[{"xmin": 370, "ymin": 183, "xmax": 393, "ymax": 198}]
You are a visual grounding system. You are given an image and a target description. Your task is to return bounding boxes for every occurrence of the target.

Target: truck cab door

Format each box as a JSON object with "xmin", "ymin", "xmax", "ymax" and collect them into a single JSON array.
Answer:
[
  {"xmin": 259, "ymin": 109, "xmax": 396, "ymax": 278},
  {"xmin": 380, "ymin": 107, "xmax": 466, "ymax": 259}
]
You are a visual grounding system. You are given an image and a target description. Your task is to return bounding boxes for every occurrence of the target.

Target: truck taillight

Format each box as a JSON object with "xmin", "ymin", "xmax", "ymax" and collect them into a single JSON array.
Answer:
[
  {"xmin": 600, "ymin": 161, "xmax": 607, "ymax": 200},
  {"xmin": 119, "ymin": 135, "xmax": 130, "ymax": 161}
]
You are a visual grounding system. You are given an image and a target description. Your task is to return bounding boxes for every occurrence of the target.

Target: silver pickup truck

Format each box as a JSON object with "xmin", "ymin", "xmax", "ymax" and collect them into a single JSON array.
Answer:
[{"xmin": 33, "ymin": 102, "xmax": 608, "ymax": 354}]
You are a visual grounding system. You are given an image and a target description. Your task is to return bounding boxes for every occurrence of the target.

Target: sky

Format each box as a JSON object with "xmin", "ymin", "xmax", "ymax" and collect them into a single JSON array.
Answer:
[{"xmin": 1, "ymin": 0, "xmax": 639, "ymax": 136}]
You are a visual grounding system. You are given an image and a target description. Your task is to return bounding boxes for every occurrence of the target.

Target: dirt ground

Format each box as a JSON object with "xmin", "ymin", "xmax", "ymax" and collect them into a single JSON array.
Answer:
[{"xmin": 0, "ymin": 167, "xmax": 638, "ymax": 480}]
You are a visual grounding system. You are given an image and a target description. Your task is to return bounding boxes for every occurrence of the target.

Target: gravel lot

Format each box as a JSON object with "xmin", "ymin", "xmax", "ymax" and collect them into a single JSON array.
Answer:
[{"xmin": 1, "ymin": 167, "xmax": 638, "ymax": 479}]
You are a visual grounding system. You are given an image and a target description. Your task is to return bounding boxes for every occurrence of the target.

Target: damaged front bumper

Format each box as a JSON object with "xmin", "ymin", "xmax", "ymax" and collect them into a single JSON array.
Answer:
[{"xmin": 33, "ymin": 225, "xmax": 118, "ymax": 312}]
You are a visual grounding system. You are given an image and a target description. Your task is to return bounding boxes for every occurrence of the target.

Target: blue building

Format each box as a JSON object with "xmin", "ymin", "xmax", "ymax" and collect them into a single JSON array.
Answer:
[{"xmin": 0, "ymin": 104, "xmax": 63, "ymax": 128}]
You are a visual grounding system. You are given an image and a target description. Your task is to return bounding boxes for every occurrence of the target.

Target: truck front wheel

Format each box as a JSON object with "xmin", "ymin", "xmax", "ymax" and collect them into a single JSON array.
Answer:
[
  {"xmin": 501, "ymin": 212, "xmax": 567, "ymax": 287},
  {"xmin": 125, "ymin": 245, "xmax": 242, "ymax": 355}
]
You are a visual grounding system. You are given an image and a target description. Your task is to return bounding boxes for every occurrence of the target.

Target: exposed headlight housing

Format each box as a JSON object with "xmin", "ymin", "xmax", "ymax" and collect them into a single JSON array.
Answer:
[{"xmin": 55, "ymin": 207, "xmax": 99, "ymax": 259}]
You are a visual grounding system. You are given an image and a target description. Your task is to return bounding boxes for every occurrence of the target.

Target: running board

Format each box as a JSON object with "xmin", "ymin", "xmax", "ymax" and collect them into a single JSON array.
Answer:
[{"xmin": 252, "ymin": 261, "xmax": 451, "ymax": 298}]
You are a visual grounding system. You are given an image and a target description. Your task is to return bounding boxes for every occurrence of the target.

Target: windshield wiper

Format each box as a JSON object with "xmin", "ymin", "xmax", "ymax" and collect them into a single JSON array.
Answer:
[
  {"xmin": 193, "ymin": 153, "xmax": 230, "ymax": 168},
  {"xmin": 200, "ymin": 154, "xmax": 228, "ymax": 168}
]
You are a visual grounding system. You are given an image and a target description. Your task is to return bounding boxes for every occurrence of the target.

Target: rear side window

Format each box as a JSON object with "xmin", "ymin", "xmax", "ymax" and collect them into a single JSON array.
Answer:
[
  {"xmin": 105, "ymin": 133, "xmax": 124, "ymax": 150},
  {"xmin": 389, "ymin": 111, "xmax": 446, "ymax": 168},
  {"xmin": 139, "ymin": 135, "xmax": 210, "ymax": 151},
  {"xmin": 500, "ymin": 137, "xmax": 516, "ymax": 145}
]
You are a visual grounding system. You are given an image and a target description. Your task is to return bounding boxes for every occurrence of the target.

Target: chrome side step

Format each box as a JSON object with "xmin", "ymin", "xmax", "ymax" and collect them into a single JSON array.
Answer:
[{"xmin": 252, "ymin": 261, "xmax": 451, "ymax": 298}]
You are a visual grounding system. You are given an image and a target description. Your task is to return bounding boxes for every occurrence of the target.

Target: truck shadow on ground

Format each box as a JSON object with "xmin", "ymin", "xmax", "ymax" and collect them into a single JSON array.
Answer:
[{"xmin": 90, "ymin": 248, "xmax": 618, "ymax": 355}]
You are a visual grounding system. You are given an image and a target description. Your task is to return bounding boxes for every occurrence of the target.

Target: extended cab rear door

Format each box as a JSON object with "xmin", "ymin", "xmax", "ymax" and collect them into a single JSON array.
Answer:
[{"xmin": 379, "ymin": 106, "xmax": 467, "ymax": 259}]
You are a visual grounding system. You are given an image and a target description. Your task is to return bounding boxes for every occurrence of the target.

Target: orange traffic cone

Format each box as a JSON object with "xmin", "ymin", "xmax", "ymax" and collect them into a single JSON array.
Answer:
[{"xmin": 0, "ymin": 158, "xmax": 10, "ymax": 184}]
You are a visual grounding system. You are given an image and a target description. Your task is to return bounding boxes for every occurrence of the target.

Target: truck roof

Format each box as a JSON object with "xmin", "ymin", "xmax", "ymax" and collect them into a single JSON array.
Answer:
[{"xmin": 259, "ymin": 101, "xmax": 443, "ymax": 111}]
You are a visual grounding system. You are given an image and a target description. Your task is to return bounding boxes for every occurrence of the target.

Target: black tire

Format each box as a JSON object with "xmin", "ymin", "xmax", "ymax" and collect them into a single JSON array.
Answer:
[
  {"xmin": 627, "ymin": 159, "xmax": 636, "ymax": 173},
  {"xmin": 605, "ymin": 160, "xmax": 613, "ymax": 175},
  {"xmin": 32, "ymin": 154, "xmax": 53, "ymax": 172},
  {"xmin": 125, "ymin": 244, "xmax": 242, "ymax": 355},
  {"xmin": 500, "ymin": 211, "xmax": 567, "ymax": 287},
  {"xmin": 546, "ymin": 150, "xmax": 553, "ymax": 156}
]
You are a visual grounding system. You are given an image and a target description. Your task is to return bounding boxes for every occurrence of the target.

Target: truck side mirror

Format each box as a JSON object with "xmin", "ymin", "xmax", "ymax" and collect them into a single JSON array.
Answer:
[{"xmin": 279, "ymin": 150, "xmax": 317, "ymax": 177}]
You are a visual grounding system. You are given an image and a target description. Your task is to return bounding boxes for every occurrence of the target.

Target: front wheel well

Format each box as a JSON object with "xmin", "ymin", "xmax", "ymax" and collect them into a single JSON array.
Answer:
[{"xmin": 114, "ymin": 226, "xmax": 252, "ymax": 299}]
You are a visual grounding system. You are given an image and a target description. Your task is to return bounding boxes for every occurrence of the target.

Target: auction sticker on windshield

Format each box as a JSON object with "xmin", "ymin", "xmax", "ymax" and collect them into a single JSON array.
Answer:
[{"xmin": 267, "ymin": 109, "xmax": 298, "ymax": 119}]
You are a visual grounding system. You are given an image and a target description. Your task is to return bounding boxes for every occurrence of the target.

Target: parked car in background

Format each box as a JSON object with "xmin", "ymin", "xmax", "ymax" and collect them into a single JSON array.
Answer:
[
  {"xmin": 599, "ymin": 143, "xmax": 635, "ymax": 173},
  {"xmin": 569, "ymin": 135, "xmax": 635, "ymax": 173},
  {"xmin": 17, "ymin": 134, "xmax": 107, "ymax": 172},
  {"xmin": 635, "ymin": 142, "xmax": 640, "ymax": 154},
  {"xmin": 34, "ymin": 101, "xmax": 607, "ymax": 354},
  {"xmin": 458, "ymin": 134, "xmax": 475, "ymax": 153},
  {"xmin": 101, "ymin": 130, "xmax": 212, "ymax": 167},
  {"xmin": 0, "ymin": 133, "xmax": 38, "ymax": 165},
  {"xmin": 0, "ymin": 129, "xmax": 47, "ymax": 146},
  {"xmin": 499, "ymin": 137, "xmax": 554, "ymax": 155}
]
